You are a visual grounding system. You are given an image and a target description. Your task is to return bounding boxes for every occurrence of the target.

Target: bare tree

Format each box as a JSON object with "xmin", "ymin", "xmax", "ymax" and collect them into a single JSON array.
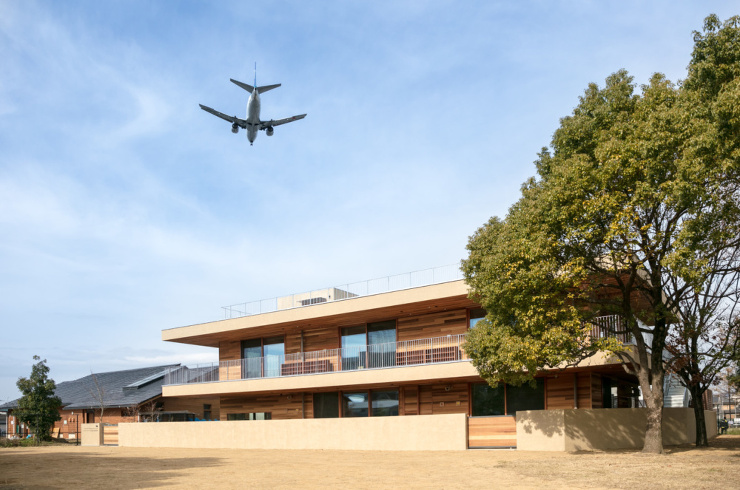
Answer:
[
  {"xmin": 88, "ymin": 372, "xmax": 106, "ymax": 424},
  {"xmin": 665, "ymin": 250, "xmax": 740, "ymax": 445}
]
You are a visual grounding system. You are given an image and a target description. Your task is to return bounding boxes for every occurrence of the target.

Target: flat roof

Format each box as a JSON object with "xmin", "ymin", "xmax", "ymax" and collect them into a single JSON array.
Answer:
[{"xmin": 163, "ymin": 280, "xmax": 475, "ymax": 347}]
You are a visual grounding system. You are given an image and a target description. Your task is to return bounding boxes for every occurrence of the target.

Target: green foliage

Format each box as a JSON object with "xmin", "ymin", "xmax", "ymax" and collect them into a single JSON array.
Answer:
[
  {"xmin": 15, "ymin": 356, "xmax": 62, "ymax": 442},
  {"xmin": 462, "ymin": 15, "xmax": 740, "ymax": 394}
]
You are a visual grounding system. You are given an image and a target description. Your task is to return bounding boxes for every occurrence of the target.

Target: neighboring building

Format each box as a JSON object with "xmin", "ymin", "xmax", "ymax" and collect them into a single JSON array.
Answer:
[
  {"xmin": 161, "ymin": 269, "xmax": 644, "ymax": 449},
  {"xmin": 0, "ymin": 365, "xmax": 220, "ymax": 440}
]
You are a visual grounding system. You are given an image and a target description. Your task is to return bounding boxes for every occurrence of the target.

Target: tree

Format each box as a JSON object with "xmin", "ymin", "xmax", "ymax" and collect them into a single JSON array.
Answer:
[
  {"xmin": 665, "ymin": 258, "xmax": 740, "ymax": 446},
  {"xmin": 15, "ymin": 356, "xmax": 62, "ymax": 441},
  {"xmin": 462, "ymin": 15, "xmax": 740, "ymax": 454},
  {"xmin": 88, "ymin": 372, "xmax": 106, "ymax": 424}
]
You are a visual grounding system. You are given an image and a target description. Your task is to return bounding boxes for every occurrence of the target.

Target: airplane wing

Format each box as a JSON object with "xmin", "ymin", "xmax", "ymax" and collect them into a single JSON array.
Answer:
[
  {"xmin": 259, "ymin": 114, "xmax": 307, "ymax": 129},
  {"xmin": 199, "ymin": 104, "xmax": 247, "ymax": 128}
]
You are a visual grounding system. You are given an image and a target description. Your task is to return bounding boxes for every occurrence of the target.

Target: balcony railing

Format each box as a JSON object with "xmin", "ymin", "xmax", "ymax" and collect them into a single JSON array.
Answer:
[
  {"xmin": 221, "ymin": 264, "xmax": 463, "ymax": 319},
  {"xmin": 163, "ymin": 334, "xmax": 469, "ymax": 386},
  {"xmin": 163, "ymin": 317, "xmax": 633, "ymax": 387},
  {"xmin": 589, "ymin": 315, "xmax": 633, "ymax": 344}
]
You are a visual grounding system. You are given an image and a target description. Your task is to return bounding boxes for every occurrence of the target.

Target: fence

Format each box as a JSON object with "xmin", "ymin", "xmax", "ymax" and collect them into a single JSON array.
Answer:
[{"xmin": 221, "ymin": 264, "xmax": 463, "ymax": 319}]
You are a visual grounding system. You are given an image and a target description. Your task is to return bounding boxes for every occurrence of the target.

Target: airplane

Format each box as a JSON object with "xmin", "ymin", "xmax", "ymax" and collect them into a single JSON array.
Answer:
[{"xmin": 199, "ymin": 66, "xmax": 306, "ymax": 146}]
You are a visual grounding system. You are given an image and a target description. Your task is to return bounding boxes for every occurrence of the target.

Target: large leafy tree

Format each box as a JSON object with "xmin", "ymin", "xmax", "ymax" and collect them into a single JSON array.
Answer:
[
  {"xmin": 15, "ymin": 356, "xmax": 62, "ymax": 441},
  {"xmin": 463, "ymin": 15, "xmax": 740, "ymax": 454}
]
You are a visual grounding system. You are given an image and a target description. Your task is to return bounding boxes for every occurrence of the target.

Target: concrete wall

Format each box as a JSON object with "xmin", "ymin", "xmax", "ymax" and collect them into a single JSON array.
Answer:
[
  {"xmin": 119, "ymin": 413, "xmax": 468, "ymax": 451},
  {"xmin": 517, "ymin": 408, "xmax": 718, "ymax": 451},
  {"xmin": 81, "ymin": 423, "xmax": 103, "ymax": 447}
]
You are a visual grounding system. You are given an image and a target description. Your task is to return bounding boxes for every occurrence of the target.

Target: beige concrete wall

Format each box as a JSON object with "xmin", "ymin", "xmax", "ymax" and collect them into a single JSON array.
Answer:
[
  {"xmin": 81, "ymin": 423, "xmax": 103, "ymax": 447},
  {"xmin": 517, "ymin": 408, "xmax": 715, "ymax": 452},
  {"xmin": 706, "ymin": 410, "xmax": 718, "ymax": 439},
  {"xmin": 119, "ymin": 414, "xmax": 467, "ymax": 451}
]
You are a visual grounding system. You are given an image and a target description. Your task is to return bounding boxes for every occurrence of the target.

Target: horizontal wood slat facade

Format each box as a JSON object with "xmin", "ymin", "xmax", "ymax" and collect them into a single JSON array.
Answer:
[
  {"xmin": 546, "ymin": 374, "xmax": 576, "ymax": 409},
  {"xmin": 468, "ymin": 416, "xmax": 516, "ymax": 448},
  {"xmin": 577, "ymin": 373, "xmax": 592, "ymax": 409},
  {"xmin": 162, "ymin": 396, "xmax": 221, "ymax": 420},
  {"xmin": 103, "ymin": 425, "xmax": 119, "ymax": 446},
  {"xmin": 221, "ymin": 393, "xmax": 306, "ymax": 420},
  {"xmin": 397, "ymin": 309, "xmax": 468, "ymax": 342}
]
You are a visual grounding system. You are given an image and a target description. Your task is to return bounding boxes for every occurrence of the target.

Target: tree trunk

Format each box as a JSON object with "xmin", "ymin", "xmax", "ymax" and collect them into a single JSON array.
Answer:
[
  {"xmin": 690, "ymin": 386, "xmax": 708, "ymax": 447},
  {"xmin": 643, "ymin": 405, "xmax": 664, "ymax": 454}
]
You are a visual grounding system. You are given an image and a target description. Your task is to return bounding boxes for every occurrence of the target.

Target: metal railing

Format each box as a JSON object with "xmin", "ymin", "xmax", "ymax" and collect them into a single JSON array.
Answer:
[
  {"xmin": 589, "ymin": 315, "xmax": 633, "ymax": 344},
  {"xmin": 163, "ymin": 333, "xmax": 469, "ymax": 386},
  {"xmin": 221, "ymin": 264, "xmax": 463, "ymax": 319}
]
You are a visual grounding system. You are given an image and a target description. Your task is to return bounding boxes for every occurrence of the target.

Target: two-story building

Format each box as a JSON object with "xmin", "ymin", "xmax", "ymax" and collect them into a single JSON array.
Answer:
[{"xmin": 152, "ymin": 266, "xmax": 648, "ymax": 450}]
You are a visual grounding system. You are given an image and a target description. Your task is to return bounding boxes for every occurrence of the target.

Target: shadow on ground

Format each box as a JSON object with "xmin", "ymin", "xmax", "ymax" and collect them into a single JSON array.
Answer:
[{"xmin": 0, "ymin": 448, "xmax": 223, "ymax": 489}]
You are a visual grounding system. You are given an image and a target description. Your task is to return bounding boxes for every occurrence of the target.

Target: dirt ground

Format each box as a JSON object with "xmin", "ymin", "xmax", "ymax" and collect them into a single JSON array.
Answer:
[{"xmin": 1, "ymin": 435, "xmax": 739, "ymax": 489}]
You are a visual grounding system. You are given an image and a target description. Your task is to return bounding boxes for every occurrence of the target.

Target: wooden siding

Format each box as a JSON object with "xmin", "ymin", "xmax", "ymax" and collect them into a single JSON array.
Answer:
[
  {"xmin": 419, "ymin": 385, "xmax": 433, "ymax": 415},
  {"xmin": 430, "ymin": 383, "xmax": 469, "ymax": 415},
  {"xmin": 546, "ymin": 374, "xmax": 575, "ymax": 409},
  {"xmin": 397, "ymin": 309, "xmax": 468, "ymax": 342},
  {"xmin": 468, "ymin": 416, "xmax": 516, "ymax": 448},
  {"xmin": 577, "ymin": 373, "xmax": 593, "ymax": 409},
  {"xmin": 219, "ymin": 340, "xmax": 241, "ymax": 361},
  {"xmin": 591, "ymin": 373, "xmax": 603, "ymax": 409},
  {"xmin": 163, "ymin": 397, "xmax": 221, "ymax": 420},
  {"xmin": 402, "ymin": 387, "xmax": 419, "ymax": 415},
  {"xmin": 103, "ymin": 424, "xmax": 119, "ymax": 445},
  {"xmin": 221, "ymin": 393, "xmax": 306, "ymax": 420}
]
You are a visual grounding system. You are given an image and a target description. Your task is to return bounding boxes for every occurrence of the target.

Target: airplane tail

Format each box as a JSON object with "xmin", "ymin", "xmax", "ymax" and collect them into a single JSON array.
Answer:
[{"xmin": 230, "ymin": 79, "xmax": 281, "ymax": 94}]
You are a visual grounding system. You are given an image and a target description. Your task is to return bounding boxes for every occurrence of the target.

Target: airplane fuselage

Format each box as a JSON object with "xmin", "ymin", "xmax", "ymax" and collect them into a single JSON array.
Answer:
[{"xmin": 246, "ymin": 89, "xmax": 261, "ymax": 144}]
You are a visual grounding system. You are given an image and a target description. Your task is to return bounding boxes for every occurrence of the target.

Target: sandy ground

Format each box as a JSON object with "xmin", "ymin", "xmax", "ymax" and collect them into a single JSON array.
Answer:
[{"xmin": 1, "ymin": 435, "xmax": 739, "ymax": 489}]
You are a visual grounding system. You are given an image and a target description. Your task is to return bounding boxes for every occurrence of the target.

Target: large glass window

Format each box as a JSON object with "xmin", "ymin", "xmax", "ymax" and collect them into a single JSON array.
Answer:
[
  {"xmin": 471, "ymin": 380, "xmax": 544, "ymax": 416},
  {"xmin": 341, "ymin": 326, "xmax": 366, "ymax": 370},
  {"xmin": 469, "ymin": 308, "xmax": 486, "ymax": 329},
  {"xmin": 241, "ymin": 336, "xmax": 285, "ymax": 378},
  {"xmin": 341, "ymin": 321, "xmax": 397, "ymax": 370},
  {"xmin": 371, "ymin": 390, "xmax": 399, "ymax": 416},
  {"xmin": 314, "ymin": 392, "xmax": 339, "ymax": 418},
  {"xmin": 367, "ymin": 321, "xmax": 396, "ymax": 368},
  {"xmin": 263, "ymin": 336, "xmax": 285, "ymax": 378},
  {"xmin": 342, "ymin": 392, "xmax": 369, "ymax": 417},
  {"xmin": 506, "ymin": 379, "xmax": 545, "ymax": 415},
  {"xmin": 472, "ymin": 383, "xmax": 506, "ymax": 416},
  {"xmin": 242, "ymin": 339, "xmax": 262, "ymax": 378}
]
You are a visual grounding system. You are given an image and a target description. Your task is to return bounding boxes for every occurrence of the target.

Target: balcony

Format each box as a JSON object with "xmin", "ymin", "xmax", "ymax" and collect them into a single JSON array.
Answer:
[
  {"xmin": 163, "ymin": 334, "xmax": 470, "ymax": 387},
  {"xmin": 589, "ymin": 314, "xmax": 633, "ymax": 344}
]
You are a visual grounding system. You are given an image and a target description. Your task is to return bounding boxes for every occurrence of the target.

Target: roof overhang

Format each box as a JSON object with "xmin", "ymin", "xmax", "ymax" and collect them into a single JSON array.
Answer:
[{"xmin": 163, "ymin": 280, "xmax": 476, "ymax": 347}]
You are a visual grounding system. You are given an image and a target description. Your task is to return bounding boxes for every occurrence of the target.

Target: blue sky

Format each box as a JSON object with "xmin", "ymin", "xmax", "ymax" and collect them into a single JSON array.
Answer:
[{"xmin": 1, "ymin": 1, "xmax": 737, "ymax": 402}]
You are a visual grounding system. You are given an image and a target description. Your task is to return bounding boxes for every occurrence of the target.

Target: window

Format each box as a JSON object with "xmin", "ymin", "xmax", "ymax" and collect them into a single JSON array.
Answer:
[
  {"xmin": 341, "ymin": 321, "xmax": 396, "ymax": 370},
  {"xmin": 371, "ymin": 390, "xmax": 399, "ymax": 416},
  {"xmin": 471, "ymin": 380, "xmax": 544, "ymax": 416},
  {"xmin": 471, "ymin": 383, "xmax": 505, "ymax": 416},
  {"xmin": 241, "ymin": 336, "xmax": 285, "ymax": 378},
  {"xmin": 342, "ymin": 392, "xmax": 369, "ymax": 417},
  {"xmin": 469, "ymin": 308, "xmax": 486, "ymax": 329},
  {"xmin": 314, "ymin": 392, "xmax": 339, "ymax": 418},
  {"xmin": 341, "ymin": 326, "xmax": 366, "ymax": 370},
  {"xmin": 506, "ymin": 379, "xmax": 544, "ymax": 415},
  {"xmin": 226, "ymin": 412, "xmax": 271, "ymax": 421},
  {"xmin": 203, "ymin": 404, "xmax": 212, "ymax": 420}
]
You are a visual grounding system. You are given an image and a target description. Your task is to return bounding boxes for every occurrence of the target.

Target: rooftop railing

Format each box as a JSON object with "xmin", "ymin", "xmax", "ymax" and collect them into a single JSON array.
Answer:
[
  {"xmin": 221, "ymin": 264, "xmax": 463, "ymax": 319},
  {"xmin": 163, "ymin": 333, "xmax": 469, "ymax": 386}
]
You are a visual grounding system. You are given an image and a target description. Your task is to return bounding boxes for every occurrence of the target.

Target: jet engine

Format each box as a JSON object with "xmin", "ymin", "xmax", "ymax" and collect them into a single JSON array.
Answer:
[
  {"xmin": 231, "ymin": 122, "xmax": 239, "ymax": 134},
  {"xmin": 266, "ymin": 127, "xmax": 274, "ymax": 136}
]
